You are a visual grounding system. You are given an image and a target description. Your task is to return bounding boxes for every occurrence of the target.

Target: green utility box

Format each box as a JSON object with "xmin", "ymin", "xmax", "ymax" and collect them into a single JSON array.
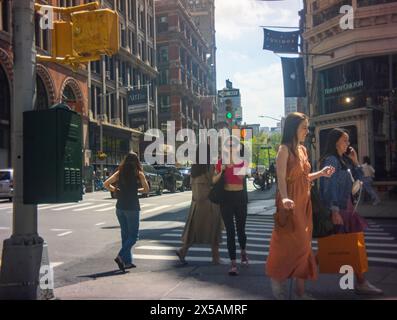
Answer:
[{"xmin": 23, "ymin": 104, "xmax": 83, "ymax": 204}]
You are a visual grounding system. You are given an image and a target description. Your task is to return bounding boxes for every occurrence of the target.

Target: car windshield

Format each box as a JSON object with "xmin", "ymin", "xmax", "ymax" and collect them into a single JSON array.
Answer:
[{"xmin": 0, "ymin": 171, "xmax": 11, "ymax": 181}]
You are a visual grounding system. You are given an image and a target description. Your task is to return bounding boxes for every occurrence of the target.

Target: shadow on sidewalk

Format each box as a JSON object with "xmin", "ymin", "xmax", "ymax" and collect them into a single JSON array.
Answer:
[{"xmin": 78, "ymin": 269, "xmax": 128, "ymax": 280}]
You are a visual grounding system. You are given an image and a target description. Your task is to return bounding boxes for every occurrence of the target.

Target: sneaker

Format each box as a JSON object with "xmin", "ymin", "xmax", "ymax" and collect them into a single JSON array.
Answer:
[
  {"xmin": 228, "ymin": 264, "xmax": 239, "ymax": 276},
  {"xmin": 293, "ymin": 293, "xmax": 316, "ymax": 300},
  {"xmin": 271, "ymin": 280, "xmax": 287, "ymax": 300},
  {"xmin": 355, "ymin": 280, "xmax": 383, "ymax": 295},
  {"xmin": 175, "ymin": 250, "xmax": 187, "ymax": 265},
  {"xmin": 241, "ymin": 252, "xmax": 249, "ymax": 267},
  {"xmin": 125, "ymin": 263, "xmax": 136, "ymax": 269}
]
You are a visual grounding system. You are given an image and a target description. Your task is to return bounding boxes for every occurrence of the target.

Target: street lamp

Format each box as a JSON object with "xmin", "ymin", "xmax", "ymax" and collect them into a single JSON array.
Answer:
[{"xmin": 258, "ymin": 115, "xmax": 282, "ymax": 122}]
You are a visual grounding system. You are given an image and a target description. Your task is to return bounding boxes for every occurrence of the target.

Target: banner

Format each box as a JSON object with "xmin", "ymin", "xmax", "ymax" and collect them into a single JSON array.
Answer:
[
  {"xmin": 263, "ymin": 29, "xmax": 300, "ymax": 53},
  {"xmin": 281, "ymin": 57, "xmax": 306, "ymax": 97},
  {"xmin": 127, "ymin": 88, "xmax": 148, "ymax": 107}
]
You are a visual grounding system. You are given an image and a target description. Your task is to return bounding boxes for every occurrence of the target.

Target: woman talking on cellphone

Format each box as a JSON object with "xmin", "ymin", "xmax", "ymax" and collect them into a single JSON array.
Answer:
[{"xmin": 319, "ymin": 128, "xmax": 383, "ymax": 295}]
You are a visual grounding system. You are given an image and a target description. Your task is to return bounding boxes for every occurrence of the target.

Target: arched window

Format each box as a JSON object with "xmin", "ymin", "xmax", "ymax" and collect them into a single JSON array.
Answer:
[
  {"xmin": 35, "ymin": 75, "xmax": 49, "ymax": 110},
  {"xmin": 62, "ymin": 84, "xmax": 77, "ymax": 110}
]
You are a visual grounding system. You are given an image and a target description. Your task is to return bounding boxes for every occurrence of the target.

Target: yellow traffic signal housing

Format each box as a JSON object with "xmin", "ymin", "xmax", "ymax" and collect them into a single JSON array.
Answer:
[
  {"xmin": 71, "ymin": 9, "xmax": 120, "ymax": 58},
  {"xmin": 52, "ymin": 21, "xmax": 73, "ymax": 58}
]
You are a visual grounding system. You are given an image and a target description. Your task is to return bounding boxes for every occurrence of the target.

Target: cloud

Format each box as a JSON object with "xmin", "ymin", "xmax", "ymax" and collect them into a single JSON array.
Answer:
[
  {"xmin": 216, "ymin": 0, "xmax": 300, "ymax": 41},
  {"xmin": 232, "ymin": 64, "xmax": 285, "ymax": 126}
]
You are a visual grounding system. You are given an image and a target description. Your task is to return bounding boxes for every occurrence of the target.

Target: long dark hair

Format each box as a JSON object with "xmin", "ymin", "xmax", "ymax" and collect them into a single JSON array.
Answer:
[
  {"xmin": 118, "ymin": 152, "xmax": 142, "ymax": 184},
  {"xmin": 281, "ymin": 112, "xmax": 308, "ymax": 157},
  {"xmin": 320, "ymin": 128, "xmax": 350, "ymax": 169},
  {"xmin": 191, "ymin": 144, "xmax": 210, "ymax": 178}
]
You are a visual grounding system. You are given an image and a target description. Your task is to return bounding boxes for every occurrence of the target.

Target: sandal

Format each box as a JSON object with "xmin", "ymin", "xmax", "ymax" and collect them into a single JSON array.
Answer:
[
  {"xmin": 228, "ymin": 264, "xmax": 238, "ymax": 276},
  {"xmin": 241, "ymin": 252, "xmax": 249, "ymax": 267},
  {"xmin": 175, "ymin": 250, "xmax": 187, "ymax": 265}
]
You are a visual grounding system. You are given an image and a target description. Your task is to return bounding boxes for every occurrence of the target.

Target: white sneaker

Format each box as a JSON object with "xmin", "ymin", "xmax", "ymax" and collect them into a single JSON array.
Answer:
[
  {"xmin": 355, "ymin": 280, "xmax": 383, "ymax": 295},
  {"xmin": 271, "ymin": 280, "xmax": 287, "ymax": 300}
]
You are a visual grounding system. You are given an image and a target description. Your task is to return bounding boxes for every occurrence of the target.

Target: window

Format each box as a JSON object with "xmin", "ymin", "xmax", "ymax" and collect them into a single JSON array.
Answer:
[
  {"xmin": 159, "ymin": 69, "xmax": 169, "ymax": 85},
  {"xmin": 159, "ymin": 96, "xmax": 170, "ymax": 112},
  {"xmin": 91, "ymin": 61, "xmax": 101, "ymax": 74},
  {"xmin": 158, "ymin": 46, "xmax": 168, "ymax": 64},
  {"xmin": 121, "ymin": 24, "xmax": 127, "ymax": 48},
  {"xmin": 149, "ymin": 16, "xmax": 154, "ymax": 38},
  {"xmin": 139, "ymin": 6, "xmax": 145, "ymax": 31},
  {"xmin": 34, "ymin": 13, "xmax": 49, "ymax": 51},
  {"xmin": 0, "ymin": 0, "xmax": 8, "ymax": 32},
  {"xmin": 59, "ymin": 0, "xmax": 77, "ymax": 7},
  {"xmin": 129, "ymin": 0, "xmax": 136, "ymax": 21},
  {"xmin": 157, "ymin": 15, "xmax": 168, "ymax": 33}
]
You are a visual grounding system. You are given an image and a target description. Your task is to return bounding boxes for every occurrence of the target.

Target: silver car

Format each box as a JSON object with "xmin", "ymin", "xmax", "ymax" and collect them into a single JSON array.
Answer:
[{"xmin": 0, "ymin": 169, "xmax": 13, "ymax": 201}]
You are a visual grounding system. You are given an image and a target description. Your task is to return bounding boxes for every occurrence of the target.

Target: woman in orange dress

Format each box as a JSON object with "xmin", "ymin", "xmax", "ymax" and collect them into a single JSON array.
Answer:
[{"xmin": 265, "ymin": 112, "xmax": 335, "ymax": 300}]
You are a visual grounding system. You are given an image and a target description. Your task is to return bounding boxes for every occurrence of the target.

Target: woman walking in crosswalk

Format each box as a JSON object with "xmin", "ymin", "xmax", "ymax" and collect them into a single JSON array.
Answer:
[
  {"xmin": 266, "ymin": 112, "xmax": 335, "ymax": 300},
  {"xmin": 213, "ymin": 139, "xmax": 249, "ymax": 276},
  {"xmin": 104, "ymin": 153, "xmax": 150, "ymax": 272},
  {"xmin": 176, "ymin": 144, "xmax": 224, "ymax": 265}
]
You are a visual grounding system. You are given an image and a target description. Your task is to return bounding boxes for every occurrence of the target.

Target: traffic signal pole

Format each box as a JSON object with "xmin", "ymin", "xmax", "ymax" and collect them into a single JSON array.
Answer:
[{"xmin": 0, "ymin": 0, "xmax": 44, "ymax": 299}]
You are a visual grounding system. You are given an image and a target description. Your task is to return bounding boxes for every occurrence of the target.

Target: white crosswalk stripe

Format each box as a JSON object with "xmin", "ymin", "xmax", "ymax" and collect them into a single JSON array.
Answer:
[
  {"xmin": 133, "ymin": 216, "xmax": 397, "ymax": 266},
  {"xmin": 52, "ymin": 203, "xmax": 94, "ymax": 211}
]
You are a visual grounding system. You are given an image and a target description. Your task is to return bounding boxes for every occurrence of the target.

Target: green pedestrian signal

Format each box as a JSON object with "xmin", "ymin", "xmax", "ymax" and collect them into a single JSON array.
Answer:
[{"xmin": 226, "ymin": 112, "xmax": 232, "ymax": 119}]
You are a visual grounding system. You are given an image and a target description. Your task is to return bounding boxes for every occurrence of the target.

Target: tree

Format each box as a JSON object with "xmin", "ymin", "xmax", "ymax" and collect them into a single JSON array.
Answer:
[{"xmin": 251, "ymin": 132, "xmax": 281, "ymax": 168}]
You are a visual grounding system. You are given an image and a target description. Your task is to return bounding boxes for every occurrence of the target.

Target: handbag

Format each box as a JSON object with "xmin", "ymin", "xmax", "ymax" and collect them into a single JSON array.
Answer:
[
  {"xmin": 208, "ymin": 171, "xmax": 225, "ymax": 204},
  {"xmin": 317, "ymin": 231, "xmax": 368, "ymax": 274},
  {"xmin": 311, "ymin": 185, "xmax": 334, "ymax": 238}
]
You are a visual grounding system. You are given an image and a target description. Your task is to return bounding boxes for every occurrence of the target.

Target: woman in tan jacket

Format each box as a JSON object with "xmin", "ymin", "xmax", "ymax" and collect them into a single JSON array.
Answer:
[{"xmin": 176, "ymin": 145, "xmax": 224, "ymax": 264}]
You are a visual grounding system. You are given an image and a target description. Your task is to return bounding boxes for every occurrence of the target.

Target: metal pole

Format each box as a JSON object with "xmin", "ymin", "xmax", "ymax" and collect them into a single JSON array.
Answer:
[
  {"xmin": 100, "ymin": 55, "xmax": 106, "ymax": 180},
  {"xmin": 147, "ymin": 83, "xmax": 150, "ymax": 130},
  {"xmin": 0, "ymin": 0, "xmax": 44, "ymax": 299}
]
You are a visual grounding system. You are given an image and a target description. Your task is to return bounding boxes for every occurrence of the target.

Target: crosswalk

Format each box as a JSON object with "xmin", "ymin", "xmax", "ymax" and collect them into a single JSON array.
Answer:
[
  {"xmin": 133, "ymin": 215, "xmax": 397, "ymax": 267},
  {"xmin": 0, "ymin": 201, "xmax": 192, "ymax": 215}
]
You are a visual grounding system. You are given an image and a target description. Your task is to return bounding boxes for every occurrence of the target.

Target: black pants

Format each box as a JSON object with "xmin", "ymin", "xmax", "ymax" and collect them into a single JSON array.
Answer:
[{"xmin": 220, "ymin": 190, "xmax": 248, "ymax": 260}]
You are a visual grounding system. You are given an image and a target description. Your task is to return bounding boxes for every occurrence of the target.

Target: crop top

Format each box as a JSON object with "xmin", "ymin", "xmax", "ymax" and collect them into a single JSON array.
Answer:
[{"xmin": 216, "ymin": 160, "xmax": 245, "ymax": 185}]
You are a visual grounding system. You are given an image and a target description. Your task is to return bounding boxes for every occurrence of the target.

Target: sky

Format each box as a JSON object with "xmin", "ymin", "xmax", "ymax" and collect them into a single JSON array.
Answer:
[{"xmin": 215, "ymin": 0, "xmax": 303, "ymax": 128}]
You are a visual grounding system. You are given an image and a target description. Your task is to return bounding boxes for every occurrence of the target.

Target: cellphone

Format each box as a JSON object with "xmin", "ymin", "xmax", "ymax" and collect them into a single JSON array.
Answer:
[{"xmin": 345, "ymin": 146, "xmax": 353, "ymax": 155}]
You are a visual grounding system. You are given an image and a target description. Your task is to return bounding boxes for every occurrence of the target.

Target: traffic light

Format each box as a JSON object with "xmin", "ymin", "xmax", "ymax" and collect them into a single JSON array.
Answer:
[
  {"xmin": 36, "ymin": 3, "xmax": 120, "ymax": 67},
  {"xmin": 225, "ymin": 99, "xmax": 233, "ymax": 121}
]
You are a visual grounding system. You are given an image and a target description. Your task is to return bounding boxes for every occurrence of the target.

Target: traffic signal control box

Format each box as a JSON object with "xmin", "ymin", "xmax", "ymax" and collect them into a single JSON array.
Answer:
[{"xmin": 23, "ymin": 104, "xmax": 83, "ymax": 204}]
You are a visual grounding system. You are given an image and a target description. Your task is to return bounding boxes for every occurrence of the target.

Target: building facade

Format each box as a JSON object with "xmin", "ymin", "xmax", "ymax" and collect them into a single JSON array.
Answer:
[
  {"xmin": 284, "ymin": 97, "xmax": 298, "ymax": 116},
  {"xmin": 0, "ymin": 0, "xmax": 89, "ymax": 169},
  {"xmin": 302, "ymin": 0, "xmax": 397, "ymax": 181},
  {"xmin": 155, "ymin": 0, "xmax": 213, "ymax": 138},
  {"xmin": 88, "ymin": 0, "xmax": 158, "ymax": 172}
]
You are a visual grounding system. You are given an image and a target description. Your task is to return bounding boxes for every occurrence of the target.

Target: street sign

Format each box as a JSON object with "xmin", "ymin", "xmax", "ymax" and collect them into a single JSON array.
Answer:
[
  {"xmin": 218, "ymin": 89, "xmax": 240, "ymax": 98},
  {"xmin": 128, "ymin": 88, "xmax": 148, "ymax": 106}
]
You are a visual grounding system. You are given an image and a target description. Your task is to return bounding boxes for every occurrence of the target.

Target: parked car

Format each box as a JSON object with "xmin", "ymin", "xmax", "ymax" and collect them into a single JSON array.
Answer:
[
  {"xmin": 178, "ymin": 167, "xmax": 191, "ymax": 190},
  {"xmin": 153, "ymin": 165, "xmax": 184, "ymax": 193},
  {"xmin": 110, "ymin": 163, "xmax": 164, "ymax": 198},
  {"xmin": 0, "ymin": 169, "xmax": 13, "ymax": 202}
]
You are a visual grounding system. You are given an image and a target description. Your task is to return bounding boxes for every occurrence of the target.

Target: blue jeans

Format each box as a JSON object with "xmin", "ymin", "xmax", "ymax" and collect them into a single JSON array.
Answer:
[{"xmin": 116, "ymin": 208, "xmax": 140, "ymax": 264}]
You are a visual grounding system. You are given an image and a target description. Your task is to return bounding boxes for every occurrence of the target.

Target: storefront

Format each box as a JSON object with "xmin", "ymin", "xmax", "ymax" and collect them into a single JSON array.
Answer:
[{"xmin": 313, "ymin": 55, "xmax": 397, "ymax": 181}]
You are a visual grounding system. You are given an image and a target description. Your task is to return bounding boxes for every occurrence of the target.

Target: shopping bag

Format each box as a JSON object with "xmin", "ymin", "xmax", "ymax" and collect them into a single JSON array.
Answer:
[{"xmin": 317, "ymin": 232, "xmax": 368, "ymax": 274}]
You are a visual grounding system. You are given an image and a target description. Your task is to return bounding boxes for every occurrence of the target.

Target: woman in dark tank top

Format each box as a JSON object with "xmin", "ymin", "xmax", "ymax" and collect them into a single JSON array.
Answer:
[{"xmin": 104, "ymin": 153, "xmax": 149, "ymax": 272}]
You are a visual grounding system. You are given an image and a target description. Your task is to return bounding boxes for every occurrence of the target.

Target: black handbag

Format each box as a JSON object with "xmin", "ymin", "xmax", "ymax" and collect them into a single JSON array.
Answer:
[
  {"xmin": 311, "ymin": 184, "xmax": 334, "ymax": 238},
  {"xmin": 208, "ymin": 171, "xmax": 225, "ymax": 204}
]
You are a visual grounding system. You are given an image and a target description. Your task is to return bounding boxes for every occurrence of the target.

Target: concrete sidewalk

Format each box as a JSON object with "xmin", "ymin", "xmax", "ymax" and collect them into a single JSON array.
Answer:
[{"xmin": 54, "ymin": 186, "xmax": 397, "ymax": 300}]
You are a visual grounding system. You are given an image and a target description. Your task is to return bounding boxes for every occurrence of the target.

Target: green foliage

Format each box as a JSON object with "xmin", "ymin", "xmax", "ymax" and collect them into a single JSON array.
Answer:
[{"xmin": 251, "ymin": 132, "xmax": 281, "ymax": 168}]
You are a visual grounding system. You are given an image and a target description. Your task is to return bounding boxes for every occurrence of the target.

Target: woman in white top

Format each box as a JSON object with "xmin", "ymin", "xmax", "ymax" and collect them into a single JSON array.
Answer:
[{"xmin": 362, "ymin": 156, "xmax": 380, "ymax": 206}]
